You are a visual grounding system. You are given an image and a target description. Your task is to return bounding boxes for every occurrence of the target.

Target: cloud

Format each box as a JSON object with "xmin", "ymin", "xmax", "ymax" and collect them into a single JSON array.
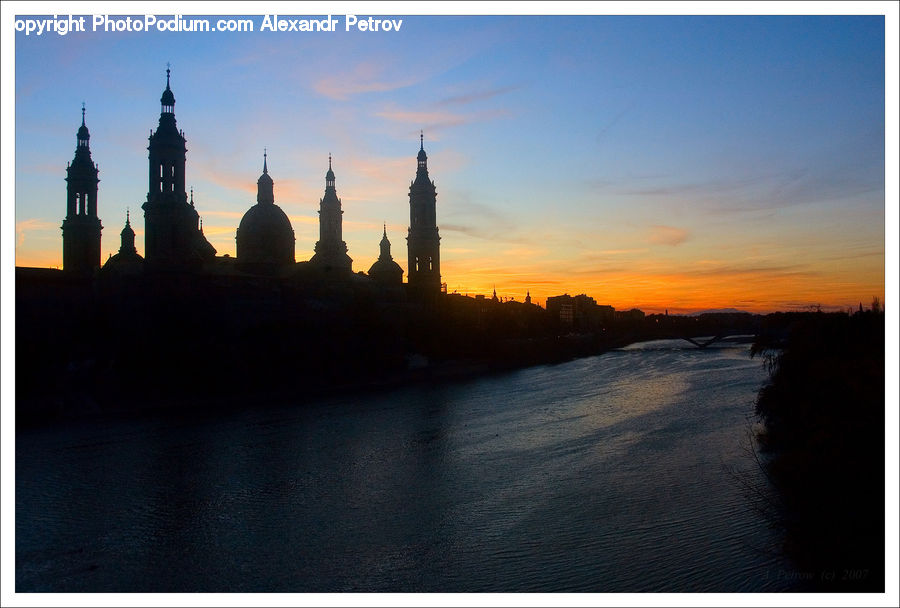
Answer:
[
  {"xmin": 312, "ymin": 61, "xmax": 419, "ymax": 101},
  {"xmin": 376, "ymin": 106, "xmax": 511, "ymax": 132},
  {"xmin": 648, "ymin": 225, "xmax": 689, "ymax": 246},
  {"xmin": 16, "ymin": 219, "xmax": 58, "ymax": 247},
  {"xmin": 434, "ymin": 85, "xmax": 520, "ymax": 107},
  {"xmin": 202, "ymin": 210, "xmax": 244, "ymax": 219},
  {"xmin": 681, "ymin": 263, "xmax": 818, "ymax": 280}
]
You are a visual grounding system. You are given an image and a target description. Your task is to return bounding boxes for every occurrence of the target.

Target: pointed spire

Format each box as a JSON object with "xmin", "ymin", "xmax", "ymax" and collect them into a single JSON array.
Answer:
[
  {"xmin": 379, "ymin": 224, "xmax": 392, "ymax": 260},
  {"xmin": 257, "ymin": 156, "xmax": 274, "ymax": 203},
  {"xmin": 76, "ymin": 103, "xmax": 90, "ymax": 148},
  {"xmin": 416, "ymin": 131, "xmax": 428, "ymax": 169},
  {"xmin": 190, "ymin": 187, "xmax": 194, "ymax": 206},
  {"xmin": 126, "ymin": 207, "xmax": 130, "ymax": 226},
  {"xmin": 160, "ymin": 63, "xmax": 176, "ymax": 112},
  {"xmin": 325, "ymin": 153, "xmax": 335, "ymax": 187},
  {"xmin": 200, "ymin": 217, "xmax": 204, "ymax": 233}
]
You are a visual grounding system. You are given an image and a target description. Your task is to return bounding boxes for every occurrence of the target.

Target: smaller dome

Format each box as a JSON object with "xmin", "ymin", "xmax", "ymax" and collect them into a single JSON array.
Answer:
[
  {"xmin": 325, "ymin": 154, "xmax": 335, "ymax": 181},
  {"xmin": 417, "ymin": 147, "xmax": 427, "ymax": 161},
  {"xmin": 102, "ymin": 251, "xmax": 144, "ymax": 276},
  {"xmin": 368, "ymin": 257, "xmax": 404, "ymax": 284},
  {"xmin": 161, "ymin": 68, "xmax": 175, "ymax": 108},
  {"xmin": 257, "ymin": 171, "xmax": 273, "ymax": 187},
  {"xmin": 161, "ymin": 87, "xmax": 175, "ymax": 107},
  {"xmin": 121, "ymin": 221, "xmax": 134, "ymax": 239},
  {"xmin": 77, "ymin": 123, "xmax": 90, "ymax": 141}
]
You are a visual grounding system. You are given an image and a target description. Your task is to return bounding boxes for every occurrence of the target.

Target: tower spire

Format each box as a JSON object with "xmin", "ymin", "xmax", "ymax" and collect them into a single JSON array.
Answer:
[
  {"xmin": 420, "ymin": 130, "xmax": 424, "ymax": 151},
  {"xmin": 263, "ymin": 148, "xmax": 268, "ymax": 174},
  {"xmin": 160, "ymin": 63, "xmax": 176, "ymax": 114},
  {"xmin": 81, "ymin": 102, "xmax": 86, "ymax": 126}
]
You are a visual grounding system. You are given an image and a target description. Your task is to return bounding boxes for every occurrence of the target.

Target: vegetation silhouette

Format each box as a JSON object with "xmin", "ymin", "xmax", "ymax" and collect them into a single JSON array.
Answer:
[{"xmin": 750, "ymin": 306, "xmax": 885, "ymax": 591}]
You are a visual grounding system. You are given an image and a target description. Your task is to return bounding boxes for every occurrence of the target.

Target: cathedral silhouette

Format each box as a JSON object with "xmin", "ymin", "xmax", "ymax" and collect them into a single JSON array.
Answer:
[
  {"xmin": 17, "ymin": 68, "xmax": 557, "ymax": 421},
  {"xmin": 64, "ymin": 68, "xmax": 441, "ymax": 296}
]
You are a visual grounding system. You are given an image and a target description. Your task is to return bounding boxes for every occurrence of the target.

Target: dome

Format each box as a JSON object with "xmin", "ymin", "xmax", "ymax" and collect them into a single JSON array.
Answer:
[
  {"xmin": 257, "ymin": 171, "xmax": 274, "ymax": 187},
  {"xmin": 102, "ymin": 251, "xmax": 144, "ymax": 276},
  {"xmin": 417, "ymin": 147, "xmax": 427, "ymax": 161},
  {"xmin": 161, "ymin": 68, "xmax": 176, "ymax": 108},
  {"xmin": 236, "ymin": 202, "xmax": 295, "ymax": 265},
  {"xmin": 77, "ymin": 123, "xmax": 90, "ymax": 141},
  {"xmin": 368, "ymin": 257, "xmax": 404, "ymax": 283},
  {"xmin": 161, "ymin": 86, "xmax": 175, "ymax": 107}
]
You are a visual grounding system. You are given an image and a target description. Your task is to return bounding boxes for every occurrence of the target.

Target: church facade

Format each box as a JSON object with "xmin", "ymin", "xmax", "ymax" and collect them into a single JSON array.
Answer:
[{"xmin": 56, "ymin": 69, "xmax": 443, "ymax": 298}]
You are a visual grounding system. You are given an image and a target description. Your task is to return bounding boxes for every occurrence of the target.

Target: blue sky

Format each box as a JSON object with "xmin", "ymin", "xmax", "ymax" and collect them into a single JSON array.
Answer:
[{"xmin": 10, "ymin": 10, "xmax": 889, "ymax": 312}]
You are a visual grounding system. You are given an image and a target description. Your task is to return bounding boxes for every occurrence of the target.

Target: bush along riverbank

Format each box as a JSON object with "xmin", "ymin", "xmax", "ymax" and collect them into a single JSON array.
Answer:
[{"xmin": 751, "ymin": 307, "xmax": 885, "ymax": 591}]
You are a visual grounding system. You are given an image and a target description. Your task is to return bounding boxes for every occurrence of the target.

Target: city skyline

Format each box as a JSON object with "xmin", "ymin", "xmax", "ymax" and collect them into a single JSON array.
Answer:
[{"xmin": 11, "ymin": 11, "xmax": 888, "ymax": 313}]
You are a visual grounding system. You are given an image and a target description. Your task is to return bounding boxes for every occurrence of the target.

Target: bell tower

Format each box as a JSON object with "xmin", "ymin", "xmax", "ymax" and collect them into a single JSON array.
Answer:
[
  {"xmin": 141, "ymin": 66, "xmax": 215, "ymax": 267},
  {"xmin": 62, "ymin": 104, "xmax": 102, "ymax": 273},
  {"xmin": 407, "ymin": 132, "xmax": 441, "ymax": 296}
]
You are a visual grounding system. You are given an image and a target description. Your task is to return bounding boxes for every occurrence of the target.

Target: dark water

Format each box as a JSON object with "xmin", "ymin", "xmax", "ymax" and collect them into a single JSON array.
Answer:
[{"xmin": 16, "ymin": 339, "xmax": 800, "ymax": 592}]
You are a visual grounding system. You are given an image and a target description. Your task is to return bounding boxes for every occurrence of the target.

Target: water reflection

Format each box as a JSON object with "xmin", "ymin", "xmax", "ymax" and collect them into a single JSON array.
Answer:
[{"xmin": 17, "ymin": 340, "xmax": 795, "ymax": 591}]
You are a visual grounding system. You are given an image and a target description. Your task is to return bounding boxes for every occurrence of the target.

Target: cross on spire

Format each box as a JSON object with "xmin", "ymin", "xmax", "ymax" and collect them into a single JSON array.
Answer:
[
  {"xmin": 328, "ymin": 152, "xmax": 332, "ymax": 170},
  {"xmin": 190, "ymin": 187, "xmax": 194, "ymax": 205},
  {"xmin": 263, "ymin": 148, "xmax": 268, "ymax": 174},
  {"xmin": 383, "ymin": 222, "xmax": 387, "ymax": 237},
  {"xmin": 420, "ymin": 130, "xmax": 424, "ymax": 150},
  {"xmin": 81, "ymin": 102, "xmax": 86, "ymax": 125},
  {"xmin": 166, "ymin": 62, "xmax": 171, "ymax": 87},
  {"xmin": 126, "ymin": 207, "xmax": 130, "ymax": 224}
]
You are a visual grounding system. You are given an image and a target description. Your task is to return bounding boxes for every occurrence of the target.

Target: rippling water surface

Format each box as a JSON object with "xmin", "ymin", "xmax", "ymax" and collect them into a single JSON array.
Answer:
[{"xmin": 16, "ymin": 339, "xmax": 799, "ymax": 591}]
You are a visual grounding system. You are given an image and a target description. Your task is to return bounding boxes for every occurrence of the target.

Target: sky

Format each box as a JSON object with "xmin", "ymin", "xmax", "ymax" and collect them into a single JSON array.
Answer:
[{"xmin": 9, "ymin": 6, "xmax": 891, "ymax": 313}]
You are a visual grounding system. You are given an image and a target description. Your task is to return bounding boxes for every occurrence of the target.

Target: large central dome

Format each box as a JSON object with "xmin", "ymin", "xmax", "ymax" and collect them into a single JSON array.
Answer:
[{"xmin": 236, "ymin": 154, "xmax": 295, "ymax": 267}]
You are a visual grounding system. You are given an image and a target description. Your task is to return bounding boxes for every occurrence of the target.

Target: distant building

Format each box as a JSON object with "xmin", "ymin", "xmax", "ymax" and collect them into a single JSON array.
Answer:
[
  {"xmin": 546, "ymin": 293, "xmax": 616, "ymax": 330},
  {"xmin": 615, "ymin": 308, "xmax": 646, "ymax": 322}
]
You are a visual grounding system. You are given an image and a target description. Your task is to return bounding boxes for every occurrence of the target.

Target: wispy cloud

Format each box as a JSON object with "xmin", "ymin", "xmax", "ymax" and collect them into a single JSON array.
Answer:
[
  {"xmin": 16, "ymin": 219, "xmax": 57, "ymax": 247},
  {"xmin": 313, "ymin": 60, "xmax": 419, "ymax": 101},
  {"xmin": 434, "ymin": 85, "xmax": 520, "ymax": 107},
  {"xmin": 376, "ymin": 106, "xmax": 511, "ymax": 132},
  {"xmin": 202, "ymin": 210, "xmax": 244, "ymax": 219},
  {"xmin": 648, "ymin": 225, "xmax": 689, "ymax": 246}
]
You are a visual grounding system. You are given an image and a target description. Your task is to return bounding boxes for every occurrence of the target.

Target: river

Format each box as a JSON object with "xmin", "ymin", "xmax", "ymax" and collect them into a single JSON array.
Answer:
[{"xmin": 15, "ymin": 338, "xmax": 801, "ymax": 592}]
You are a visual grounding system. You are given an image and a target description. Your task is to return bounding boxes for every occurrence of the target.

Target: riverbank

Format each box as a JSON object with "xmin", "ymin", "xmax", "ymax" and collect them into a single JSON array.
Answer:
[
  {"xmin": 751, "ymin": 309, "xmax": 885, "ymax": 591},
  {"xmin": 15, "ymin": 332, "xmax": 639, "ymax": 432}
]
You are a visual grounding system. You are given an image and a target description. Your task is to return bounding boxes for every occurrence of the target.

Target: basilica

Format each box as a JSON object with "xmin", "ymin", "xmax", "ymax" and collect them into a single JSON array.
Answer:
[{"xmin": 62, "ymin": 68, "xmax": 442, "ymax": 298}]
